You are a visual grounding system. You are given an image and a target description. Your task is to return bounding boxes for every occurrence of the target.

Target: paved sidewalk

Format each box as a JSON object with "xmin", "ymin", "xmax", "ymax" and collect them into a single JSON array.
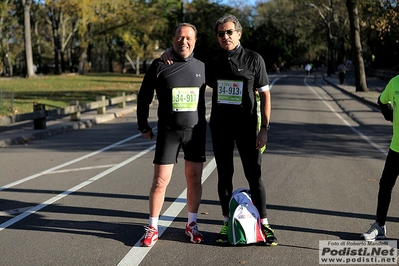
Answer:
[
  {"xmin": 322, "ymin": 69, "xmax": 389, "ymax": 109},
  {"xmin": 0, "ymin": 104, "xmax": 136, "ymax": 148}
]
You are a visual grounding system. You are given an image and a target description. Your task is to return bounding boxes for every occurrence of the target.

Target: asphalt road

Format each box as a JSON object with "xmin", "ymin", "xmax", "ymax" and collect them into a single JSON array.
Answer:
[{"xmin": 0, "ymin": 71, "xmax": 397, "ymax": 266}]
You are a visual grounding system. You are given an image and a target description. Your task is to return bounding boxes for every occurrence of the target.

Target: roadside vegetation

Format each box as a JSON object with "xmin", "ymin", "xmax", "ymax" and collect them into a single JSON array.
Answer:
[{"xmin": 0, "ymin": 73, "xmax": 143, "ymax": 116}]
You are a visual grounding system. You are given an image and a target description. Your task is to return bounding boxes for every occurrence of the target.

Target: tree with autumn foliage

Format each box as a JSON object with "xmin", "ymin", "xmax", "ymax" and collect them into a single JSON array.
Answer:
[{"xmin": 1, "ymin": 0, "xmax": 398, "ymax": 78}]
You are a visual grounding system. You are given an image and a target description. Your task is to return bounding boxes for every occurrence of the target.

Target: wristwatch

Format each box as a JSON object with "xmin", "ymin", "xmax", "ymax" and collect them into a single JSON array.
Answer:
[
  {"xmin": 139, "ymin": 127, "xmax": 151, "ymax": 133},
  {"xmin": 261, "ymin": 124, "xmax": 270, "ymax": 131}
]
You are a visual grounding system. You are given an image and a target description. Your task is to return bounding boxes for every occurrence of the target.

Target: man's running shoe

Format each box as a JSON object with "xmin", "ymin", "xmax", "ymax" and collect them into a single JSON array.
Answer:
[
  {"xmin": 361, "ymin": 222, "xmax": 386, "ymax": 241},
  {"xmin": 185, "ymin": 221, "xmax": 204, "ymax": 243},
  {"xmin": 140, "ymin": 225, "xmax": 158, "ymax": 247},
  {"xmin": 216, "ymin": 221, "xmax": 228, "ymax": 243},
  {"xmin": 262, "ymin": 224, "xmax": 278, "ymax": 246}
]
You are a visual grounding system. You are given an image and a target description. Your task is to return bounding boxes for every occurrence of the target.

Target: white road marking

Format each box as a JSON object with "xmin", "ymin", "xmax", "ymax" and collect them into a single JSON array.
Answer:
[
  {"xmin": 117, "ymin": 158, "xmax": 216, "ymax": 266},
  {"xmin": 0, "ymin": 144, "xmax": 156, "ymax": 231},
  {"xmin": 43, "ymin": 164, "xmax": 117, "ymax": 174},
  {"xmin": 117, "ymin": 141, "xmax": 156, "ymax": 148},
  {"xmin": 304, "ymin": 78, "xmax": 388, "ymax": 155},
  {"xmin": 0, "ymin": 132, "xmax": 149, "ymax": 192},
  {"xmin": 270, "ymin": 76, "xmax": 285, "ymax": 87}
]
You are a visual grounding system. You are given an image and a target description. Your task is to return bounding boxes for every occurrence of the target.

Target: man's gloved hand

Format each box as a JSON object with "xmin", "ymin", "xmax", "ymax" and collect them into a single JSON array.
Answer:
[{"xmin": 378, "ymin": 95, "xmax": 393, "ymax": 122}]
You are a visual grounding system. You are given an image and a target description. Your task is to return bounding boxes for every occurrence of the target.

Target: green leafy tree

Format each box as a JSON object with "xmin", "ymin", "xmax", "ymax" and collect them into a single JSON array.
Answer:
[
  {"xmin": 0, "ymin": 0, "xmax": 14, "ymax": 76},
  {"xmin": 184, "ymin": 0, "xmax": 232, "ymax": 61},
  {"xmin": 253, "ymin": 0, "xmax": 308, "ymax": 68},
  {"xmin": 361, "ymin": 0, "xmax": 399, "ymax": 70}
]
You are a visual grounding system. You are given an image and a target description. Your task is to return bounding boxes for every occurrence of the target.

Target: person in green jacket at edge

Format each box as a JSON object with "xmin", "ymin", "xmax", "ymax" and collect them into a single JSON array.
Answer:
[{"xmin": 361, "ymin": 75, "xmax": 399, "ymax": 241}]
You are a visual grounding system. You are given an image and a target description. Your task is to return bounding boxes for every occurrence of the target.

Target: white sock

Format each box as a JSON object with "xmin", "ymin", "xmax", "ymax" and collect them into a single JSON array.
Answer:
[
  {"xmin": 223, "ymin": 217, "xmax": 229, "ymax": 223},
  {"xmin": 261, "ymin": 218, "xmax": 269, "ymax": 225},
  {"xmin": 149, "ymin": 217, "xmax": 158, "ymax": 229},
  {"xmin": 188, "ymin": 212, "xmax": 197, "ymax": 225}
]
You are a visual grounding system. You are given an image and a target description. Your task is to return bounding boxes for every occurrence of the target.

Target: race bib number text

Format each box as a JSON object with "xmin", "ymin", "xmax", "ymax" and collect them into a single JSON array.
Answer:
[
  {"xmin": 217, "ymin": 80, "xmax": 243, "ymax": 105},
  {"xmin": 172, "ymin": 87, "xmax": 199, "ymax": 112}
]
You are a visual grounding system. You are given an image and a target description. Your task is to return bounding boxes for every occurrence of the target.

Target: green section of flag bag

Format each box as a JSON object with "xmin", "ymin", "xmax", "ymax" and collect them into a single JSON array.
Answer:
[{"xmin": 227, "ymin": 188, "xmax": 266, "ymax": 245}]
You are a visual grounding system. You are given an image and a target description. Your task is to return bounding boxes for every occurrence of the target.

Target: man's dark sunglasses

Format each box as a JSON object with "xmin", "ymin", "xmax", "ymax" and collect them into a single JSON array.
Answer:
[{"xmin": 217, "ymin": 30, "xmax": 237, "ymax": 38}]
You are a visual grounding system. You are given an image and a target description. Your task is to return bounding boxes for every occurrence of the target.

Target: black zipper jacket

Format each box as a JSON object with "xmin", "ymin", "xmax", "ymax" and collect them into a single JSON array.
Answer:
[{"xmin": 137, "ymin": 51, "xmax": 206, "ymax": 131}]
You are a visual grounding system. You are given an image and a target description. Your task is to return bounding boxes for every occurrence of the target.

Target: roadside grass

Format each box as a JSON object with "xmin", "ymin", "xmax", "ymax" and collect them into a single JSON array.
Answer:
[{"xmin": 0, "ymin": 73, "xmax": 143, "ymax": 116}]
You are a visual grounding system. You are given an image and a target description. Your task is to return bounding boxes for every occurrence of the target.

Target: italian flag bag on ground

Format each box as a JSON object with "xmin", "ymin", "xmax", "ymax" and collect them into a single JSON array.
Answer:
[{"xmin": 227, "ymin": 188, "xmax": 266, "ymax": 245}]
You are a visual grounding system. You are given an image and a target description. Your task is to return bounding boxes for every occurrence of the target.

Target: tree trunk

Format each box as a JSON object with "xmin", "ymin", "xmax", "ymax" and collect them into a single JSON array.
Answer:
[
  {"xmin": 346, "ymin": 0, "xmax": 367, "ymax": 92},
  {"xmin": 60, "ymin": 50, "xmax": 66, "ymax": 73},
  {"xmin": 22, "ymin": 0, "xmax": 36, "ymax": 78},
  {"xmin": 49, "ymin": 4, "xmax": 61, "ymax": 75},
  {"xmin": 78, "ymin": 51, "xmax": 86, "ymax": 75},
  {"xmin": 136, "ymin": 55, "xmax": 140, "ymax": 75},
  {"xmin": 107, "ymin": 43, "xmax": 113, "ymax": 72},
  {"xmin": 6, "ymin": 37, "xmax": 12, "ymax": 76},
  {"xmin": 125, "ymin": 52, "xmax": 135, "ymax": 73},
  {"xmin": 0, "ymin": 0, "xmax": 6, "ymax": 75},
  {"xmin": 34, "ymin": 20, "xmax": 43, "ymax": 74},
  {"xmin": 87, "ymin": 42, "xmax": 92, "ymax": 73}
]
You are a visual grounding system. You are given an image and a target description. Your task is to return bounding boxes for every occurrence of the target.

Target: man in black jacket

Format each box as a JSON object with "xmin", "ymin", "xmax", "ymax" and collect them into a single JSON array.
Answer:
[
  {"xmin": 208, "ymin": 14, "xmax": 276, "ymax": 246},
  {"xmin": 137, "ymin": 23, "xmax": 206, "ymax": 247}
]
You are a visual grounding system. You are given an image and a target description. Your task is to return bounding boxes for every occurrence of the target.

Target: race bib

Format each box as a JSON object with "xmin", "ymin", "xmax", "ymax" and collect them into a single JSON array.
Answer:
[
  {"xmin": 172, "ymin": 87, "xmax": 199, "ymax": 112},
  {"xmin": 217, "ymin": 80, "xmax": 243, "ymax": 105}
]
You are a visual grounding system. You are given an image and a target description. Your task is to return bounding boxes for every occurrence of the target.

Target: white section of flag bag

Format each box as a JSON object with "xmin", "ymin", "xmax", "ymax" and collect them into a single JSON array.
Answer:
[{"xmin": 228, "ymin": 188, "xmax": 266, "ymax": 245}]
